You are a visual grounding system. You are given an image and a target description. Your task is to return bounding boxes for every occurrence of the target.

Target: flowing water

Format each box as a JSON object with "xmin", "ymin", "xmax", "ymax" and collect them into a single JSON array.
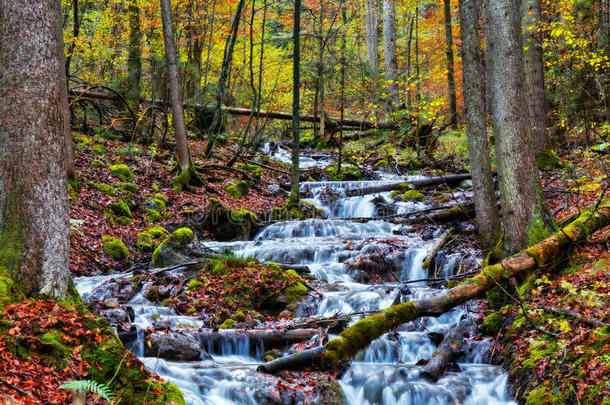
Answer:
[{"xmin": 75, "ymin": 168, "xmax": 516, "ymax": 405}]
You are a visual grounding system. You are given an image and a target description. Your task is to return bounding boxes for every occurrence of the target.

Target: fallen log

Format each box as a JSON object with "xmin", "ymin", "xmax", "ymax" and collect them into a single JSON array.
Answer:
[
  {"xmin": 419, "ymin": 319, "xmax": 474, "ymax": 382},
  {"xmin": 257, "ymin": 346, "xmax": 326, "ymax": 373},
  {"xmin": 343, "ymin": 174, "xmax": 474, "ymax": 197},
  {"xmin": 258, "ymin": 201, "xmax": 610, "ymax": 372},
  {"xmin": 198, "ymin": 328, "xmax": 317, "ymax": 348},
  {"xmin": 422, "ymin": 228, "xmax": 454, "ymax": 271},
  {"xmin": 406, "ymin": 203, "xmax": 475, "ymax": 225}
]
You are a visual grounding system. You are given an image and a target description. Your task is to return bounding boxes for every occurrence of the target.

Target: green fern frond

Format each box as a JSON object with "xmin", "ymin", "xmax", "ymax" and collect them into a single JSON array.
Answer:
[{"xmin": 60, "ymin": 380, "xmax": 116, "ymax": 404}]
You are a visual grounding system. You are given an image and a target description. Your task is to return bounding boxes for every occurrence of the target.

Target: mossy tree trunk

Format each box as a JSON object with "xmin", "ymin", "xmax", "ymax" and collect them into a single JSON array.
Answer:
[
  {"xmin": 443, "ymin": 0, "xmax": 457, "ymax": 128},
  {"xmin": 459, "ymin": 0, "xmax": 502, "ymax": 250},
  {"xmin": 259, "ymin": 202, "xmax": 610, "ymax": 369},
  {"xmin": 160, "ymin": 0, "xmax": 199, "ymax": 189},
  {"xmin": 484, "ymin": 0, "xmax": 555, "ymax": 254},
  {"xmin": 0, "ymin": 0, "xmax": 70, "ymax": 299}
]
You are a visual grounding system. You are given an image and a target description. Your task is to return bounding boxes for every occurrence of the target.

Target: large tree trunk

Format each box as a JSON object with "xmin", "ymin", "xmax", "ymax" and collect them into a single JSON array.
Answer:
[
  {"xmin": 383, "ymin": 0, "xmax": 398, "ymax": 108},
  {"xmin": 126, "ymin": 0, "xmax": 142, "ymax": 113},
  {"xmin": 522, "ymin": 0, "xmax": 549, "ymax": 153},
  {"xmin": 289, "ymin": 0, "xmax": 302, "ymax": 204},
  {"xmin": 160, "ymin": 0, "xmax": 198, "ymax": 189},
  {"xmin": 0, "ymin": 0, "xmax": 70, "ymax": 299},
  {"xmin": 258, "ymin": 201, "xmax": 610, "ymax": 369},
  {"xmin": 443, "ymin": 0, "xmax": 458, "ymax": 128},
  {"xmin": 365, "ymin": 0, "xmax": 379, "ymax": 78},
  {"xmin": 484, "ymin": 0, "xmax": 554, "ymax": 254},
  {"xmin": 459, "ymin": 0, "xmax": 501, "ymax": 249}
]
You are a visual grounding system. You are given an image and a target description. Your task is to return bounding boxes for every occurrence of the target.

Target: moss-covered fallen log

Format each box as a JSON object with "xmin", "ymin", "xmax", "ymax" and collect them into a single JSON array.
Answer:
[
  {"xmin": 259, "ymin": 201, "xmax": 610, "ymax": 371},
  {"xmin": 420, "ymin": 319, "xmax": 474, "ymax": 382}
]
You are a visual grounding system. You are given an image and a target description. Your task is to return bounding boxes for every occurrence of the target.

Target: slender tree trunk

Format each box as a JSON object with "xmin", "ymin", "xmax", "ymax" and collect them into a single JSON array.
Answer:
[
  {"xmin": 0, "ymin": 0, "xmax": 70, "ymax": 298},
  {"xmin": 65, "ymin": 0, "xmax": 79, "ymax": 78},
  {"xmin": 205, "ymin": 0, "xmax": 247, "ymax": 157},
  {"xmin": 365, "ymin": 0, "xmax": 378, "ymax": 78},
  {"xmin": 443, "ymin": 0, "xmax": 457, "ymax": 128},
  {"xmin": 203, "ymin": 0, "xmax": 218, "ymax": 92},
  {"xmin": 406, "ymin": 15, "xmax": 414, "ymax": 109},
  {"xmin": 484, "ymin": 0, "xmax": 555, "ymax": 254},
  {"xmin": 127, "ymin": 0, "xmax": 142, "ymax": 113},
  {"xmin": 160, "ymin": 0, "xmax": 197, "ymax": 187},
  {"xmin": 289, "ymin": 0, "xmax": 302, "ymax": 204},
  {"xmin": 522, "ymin": 0, "xmax": 549, "ymax": 152},
  {"xmin": 459, "ymin": 0, "xmax": 501, "ymax": 250},
  {"xmin": 383, "ymin": 0, "xmax": 398, "ymax": 108},
  {"xmin": 338, "ymin": 9, "xmax": 347, "ymax": 174},
  {"xmin": 316, "ymin": 0, "xmax": 325, "ymax": 141}
]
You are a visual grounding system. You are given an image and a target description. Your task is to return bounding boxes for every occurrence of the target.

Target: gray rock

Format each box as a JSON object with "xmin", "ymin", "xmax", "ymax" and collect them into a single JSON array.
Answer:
[
  {"xmin": 103, "ymin": 298, "xmax": 120, "ymax": 308},
  {"xmin": 105, "ymin": 308, "xmax": 127, "ymax": 324},
  {"xmin": 152, "ymin": 228, "xmax": 205, "ymax": 268},
  {"xmin": 458, "ymin": 179, "xmax": 473, "ymax": 189},
  {"xmin": 144, "ymin": 331, "xmax": 209, "ymax": 361}
]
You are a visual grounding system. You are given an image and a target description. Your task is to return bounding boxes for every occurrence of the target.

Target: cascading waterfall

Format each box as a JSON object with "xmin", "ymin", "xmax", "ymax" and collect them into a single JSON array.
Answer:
[{"xmin": 74, "ymin": 166, "xmax": 516, "ymax": 405}]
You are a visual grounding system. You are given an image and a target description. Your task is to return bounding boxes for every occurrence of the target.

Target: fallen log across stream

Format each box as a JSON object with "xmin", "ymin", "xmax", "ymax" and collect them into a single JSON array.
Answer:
[
  {"xmin": 342, "ymin": 173, "xmax": 475, "ymax": 197},
  {"xmin": 257, "ymin": 200, "xmax": 610, "ymax": 373}
]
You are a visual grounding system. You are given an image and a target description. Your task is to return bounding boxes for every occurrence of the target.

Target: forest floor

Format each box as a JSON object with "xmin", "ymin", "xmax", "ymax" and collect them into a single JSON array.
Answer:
[{"xmin": 0, "ymin": 128, "xmax": 608, "ymax": 404}]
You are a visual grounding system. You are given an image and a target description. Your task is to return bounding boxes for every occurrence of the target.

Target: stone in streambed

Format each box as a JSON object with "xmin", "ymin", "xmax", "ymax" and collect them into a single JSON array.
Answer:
[
  {"xmin": 152, "ymin": 227, "xmax": 204, "ymax": 267},
  {"xmin": 144, "ymin": 331, "xmax": 210, "ymax": 361}
]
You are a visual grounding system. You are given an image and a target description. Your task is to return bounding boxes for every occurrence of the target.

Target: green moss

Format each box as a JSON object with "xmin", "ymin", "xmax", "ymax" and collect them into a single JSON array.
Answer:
[
  {"xmin": 402, "ymin": 190, "xmax": 425, "ymax": 202},
  {"xmin": 136, "ymin": 226, "xmax": 169, "ymax": 252},
  {"xmin": 325, "ymin": 302, "xmax": 417, "ymax": 362},
  {"xmin": 188, "ymin": 279, "xmax": 204, "ymax": 292},
  {"xmin": 108, "ymin": 200, "xmax": 132, "ymax": 219},
  {"xmin": 286, "ymin": 282, "xmax": 308, "ymax": 306},
  {"xmin": 153, "ymin": 193, "xmax": 169, "ymax": 204},
  {"xmin": 220, "ymin": 319, "xmax": 235, "ymax": 329},
  {"xmin": 524, "ymin": 386, "xmax": 569, "ymax": 404},
  {"xmin": 234, "ymin": 311, "xmax": 246, "ymax": 322},
  {"xmin": 146, "ymin": 286, "xmax": 160, "ymax": 302},
  {"xmin": 482, "ymin": 309, "xmax": 506, "ymax": 335},
  {"xmin": 92, "ymin": 182, "xmax": 116, "ymax": 195},
  {"xmin": 389, "ymin": 190, "xmax": 403, "ymax": 201},
  {"xmin": 235, "ymin": 163, "xmax": 262, "ymax": 178},
  {"xmin": 151, "ymin": 228, "xmax": 195, "ymax": 267},
  {"xmin": 92, "ymin": 144, "xmax": 106, "ymax": 155},
  {"xmin": 285, "ymin": 269, "xmax": 299, "ymax": 277},
  {"xmin": 102, "ymin": 236, "xmax": 129, "ymax": 260},
  {"xmin": 225, "ymin": 180, "xmax": 250, "ymax": 198},
  {"xmin": 110, "ymin": 164, "xmax": 134, "ymax": 181},
  {"xmin": 91, "ymin": 159, "xmax": 105, "ymax": 168},
  {"xmin": 118, "ymin": 182, "xmax": 138, "ymax": 193},
  {"xmin": 537, "ymin": 149, "xmax": 562, "ymax": 171},
  {"xmin": 161, "ymin": 298, "xmax": 175, "ymax": 307}
]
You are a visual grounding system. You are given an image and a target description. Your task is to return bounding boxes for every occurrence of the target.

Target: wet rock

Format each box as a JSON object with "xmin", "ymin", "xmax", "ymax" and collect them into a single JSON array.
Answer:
[
  {"xmin": 103, "ymin": 298, "xmax": 120, "ymax": 308},
  {"xmin": 203, "ymin": 199, "xmax": 258, "ymax": 241},
  {"xmin": 144, "ymin": 332, "xmax": 208, "ymax": 361},
  {"xmin": 317, "ymin": 187, "xmax": 342, "ymax": 205},
  {"xmin": 345, "ymin": 253, "xmax": 402, "ymax": 283},
  {"xmin": 105, "ymin": 308, "xmax": 127, "ymax": 324},
  {"xmin": 372, "ymin": 195, "xmax": 396, "ymax": 217},
  {"xmin": 152, "ymin": 227, "xmax": 205, "ymax": 267},
  {"xmin": 458, "ymin": 179, "xmax": 473, "ymax": 189}
]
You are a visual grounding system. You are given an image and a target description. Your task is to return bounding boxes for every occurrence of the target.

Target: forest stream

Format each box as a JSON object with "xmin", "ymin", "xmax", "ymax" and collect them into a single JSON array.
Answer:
[{"xmin": 75, "ymin": 148, "xmax": 516, "ymax": 405}]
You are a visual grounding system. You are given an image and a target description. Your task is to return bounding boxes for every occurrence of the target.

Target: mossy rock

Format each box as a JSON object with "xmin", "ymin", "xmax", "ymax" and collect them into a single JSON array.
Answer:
[
  {"xmin": 482, "ymin": 310, "xmax": 506, "ymax": 335},
  {"xmin": 118, "ymin": 182, "xmax": 138, "ymax": 193},
  {"xmin": 110, "ymin": 164, "xmax": 134, "ymax": 181},
  {"xmin": 109, "ymin": 200, "xmax": 132, "ymax": 218},
  {"xmin": 286, "ymin": 282, "xmax": 308, "ymax": 309},
  {"xmin": 102, "ymin": 236, "xmax": 129, "ymax": 260},
  {"xmin": 220, "ymin": 319, "xmax": 235, "ymax": 329},
  {"xmin": 327, "ymin": 165, "xmax": 363, "ymax": 181},
  {"xmin": 188, "ymin": 279, "xmax": 204, "ymax": 292},
  {"xmin": 402, "ymin": 190, "xmax": 425, "ymax": 202},
  {"xmin": 136, "ymin": 226, "xmax": 169, "ymax": 252},
  {"xmin": 204, "ymin": 199, "xmax": 258, "ymax": 241},
  {"xmin": 92, "ymin": 182, "xmax": 116, "ymax": 195},
  {"xmin": 92, "ymin": 144, "xmax": 106, "ymax": 155},
  {"xmin": 152, "ymin": 227, "xmax": 204, "ymax": 267},
  {"xmin": 225, "ymin": 180, "xmax": 250, "ymax": 199}
]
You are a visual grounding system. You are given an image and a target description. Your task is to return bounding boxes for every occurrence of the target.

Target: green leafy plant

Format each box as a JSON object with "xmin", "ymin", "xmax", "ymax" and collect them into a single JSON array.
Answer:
[{"xmin": 60, "ymin": 380, "xmax": 116, "ymax": 404}]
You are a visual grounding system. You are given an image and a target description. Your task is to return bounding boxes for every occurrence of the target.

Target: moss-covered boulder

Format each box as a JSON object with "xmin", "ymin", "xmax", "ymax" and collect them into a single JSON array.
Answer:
[
  {"xmin": 235, "ymin": 163, "xmax": 262, "ymax": 179},
  {"xmin": 225, "ymin": 180, "xmax": 250, "ymax": 199},
  {"xmin": 204, "ymin": 198, "xmax": 258, "ymax": 241},
  {"xmin": 402, "ymin": 190, "xmax": 425, "ymax": 202},
  {"xmin": 152, "ymin": 227, "xmax": 205, "ymax": 267},
  {"xmin": 143, "ymin": 193, "xmax": 171, "ymax": 223},
  {"xmin": 106, "ymin": 199, "xmax": 133, "ymax": 225},
  {"xmin": 102, "ymin": 236, "xmax": 129, "ymax": 260},
  {"xmin": 136, "ymin": 226, "xmax": 170, "ymax": 252},
  {"xmin": 109, "ymin": 164, "xmax": 134, "ymax": 181}
]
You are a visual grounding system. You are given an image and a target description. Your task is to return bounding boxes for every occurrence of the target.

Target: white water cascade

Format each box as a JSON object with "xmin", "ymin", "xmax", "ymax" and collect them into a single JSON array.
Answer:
[{"xmin": 75, "ymin": 170, "xmax": 516, "ymax": 405}]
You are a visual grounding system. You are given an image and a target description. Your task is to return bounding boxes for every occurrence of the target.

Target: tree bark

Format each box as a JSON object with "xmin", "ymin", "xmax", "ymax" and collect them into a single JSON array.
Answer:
[
  {"xmin": 160, "ymin": 0, "xmax": 197, "ymax": 187},
  {"xmin": 258, "ymin": 201, "xmax": 610, "ymax": 370},
  {"xmin": 383, "ymin": 0, "xmax": 398, "ymax": 108},
  {"xmin": 420, "ymin": 319, "xmax": 474, "ymax": 382},
  {"xmin": 484, "ymin": 0, "xmax": 554, "ymax": 254},
  {"xmin": 0, "ymin": 0, "xmax": 70, "ymax": 298},
  {"xmin": 443, "ymin": 0, "xmax": 458, "ymax": 128},
  {"xmin": 365, "ymin": 0, "xmax": 379, "ymax": 78},
  {"xmin": 127, "ymin": 0, "xmax": 142, "ymax": 113},
  {"xmin": 459, "ymin": 0, "xmax": 502, "ymax": 250},
  {"xmin": 522, "ymin": 0, "xmax": 549, "ymax": 153},
  {"xmin": 289, "ymin": 0, "xmax": 302, "ymax": 204}
]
